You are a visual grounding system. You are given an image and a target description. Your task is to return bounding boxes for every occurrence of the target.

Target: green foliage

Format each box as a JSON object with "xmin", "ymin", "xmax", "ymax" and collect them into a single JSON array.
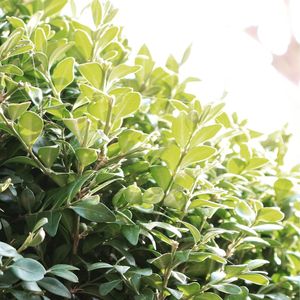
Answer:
[{"xmin": 0, "ymin": 1, "xmax": 299, "ymax": 299}]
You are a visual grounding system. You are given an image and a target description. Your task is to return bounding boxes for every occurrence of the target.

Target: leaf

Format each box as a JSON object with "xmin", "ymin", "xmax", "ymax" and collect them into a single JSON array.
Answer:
[
  {"xmin": 118, "ymin": 129, "xmax": 145, "ymax": 153},
  {"xmin": 150, "ymin": 166, "xmax": 171, "ymax": 191},
  {"xmin": 161, "ymin": 143, "xmax": 181, "ymax": 172},
  {"xmin": 87, "ymin": 262, "xmax": 113, "ymax": 271},
  {"xmin": 34, "ymin": 27, "xmax": 47, "ymax": 53},
  {"xmin": 113, "ymin": 92, "xmax": 141, "ymax": 119},
  {"xmin": 172, "ymin": 111, "xmax": 193, "ymax": 148},
  {"xmin": 38, "ymin": 277, "xmax": 71, "ymax": 298},
  {"xmin": 43, "ymin": 0, "xmax": 68, "ymax": 17},
  {"xmin": 52, "ymin": 57, "xmax": 75, "ymax": 94},
  {"xmin": 195, "ymin": 293, "xmax": 222, "ymax": 300},
  {"xmin": 180, "ymin": 221, "xmax": 201, "ymax": 244},
  {"xmin": 38, "ymin": 145, "xmax": 60, "ymax": 168},
  {"xmin": 227, "ymin": 157, "xmax": 247, "ymax": 174},
  {"xmin": 122, "ymin": 224, "xmax": 140, "ymax": 245},
  {"xmin": 238, "ymin": 273, "xmax": 269, "ymax": 285},
  {"xmin": 99, "ymin": 279, "xmax": 122, "ymax": 296},
  {"xmin": 247, "ymin": 259, "xmax": 269, "ymax": 270},
  {"xmin": 71, "ymin": 202, "xmax": 116, "ymax": 222},
  {"xmin": 257, "ymin": 207, "xmax": 284, "ymax": 222},
  {"xmin": 32, "ymin": 217, "xmax": 48, "ymax": 233},
  {"xmin": 108, "ymin": 64, "xmax": 141, "ymax": 84},
  {"xmin": 0, "ymin": 242, "xmax": 18, "ymax": 257},
  {"xmin": 166, "ymin": 54, "xmax": 179, "ymax": 73},
  {"xmin": 17, "ymin": 111, "xmax": 43, "ymax": 147},
  {"xmin": 78, "ymin": 62, "xmax": 103, "ymax": 89},
  {"xmin": 252, "ymin": 224, "xmax": 283, "ymax": 232},
  {"xmin": 212, "ymin": 283, "xmax": 242, "ymax": 295},
  {"xmin": 181, "ymin": 146, "xmax": 216, "ymax": 168},
  {"xmin": 181, "ymin": 44, "xmax": 192, "ymax": 65},
  {"xmin": 75, "ymin": 29, "xmax": 93, "ymax": 61},
  {"xmin": 10, "ymin": 258, "xmax": 46, "ymax": 281},
  {"xmin": 48, "ymin": 265, "xmax": 79, "ymax": 283},
  {"xmin": 143, "ymin": 187, "xmax": 164, "ymax": 204},
  {"xmin": 246, "ymin": 157, "xmax": 269, "ymax": 170},
  {"xmin": 7, "ymin": 102, "xmax": 30, "ymax": 121},
  {"xmin": 75, "ymin": 147, "xmax": 98, "ymax": 168},
  {"xmin": 190, "ymin": 124, "xmax": 222, "ymax": 147},
  {"xmin": 3, "ymin": 156, "xmax": 39, "ymax": 168},
  {"xmin": 25, "ymin": 84, "xmax": 43, "ymax": 107},
  {"xmin": 92, "ymin": 0, "xmax": 103, "ymax": 26},
  {"xmin": 142, "ymin": 222, "xmax": 182, "ymax": 238},
  {"xmin": 0, "ymin": 64, "xmax": 23, "ymax": 76},
  {"xmin": 48, "ymin": 42, "xmax": 74, "ymax": 68},
  {"xmin": 274, "ymin": 178, "xmax": 293, "ymax": 200},
  {"xmin": 235, "ymin": 201, "xmax": 256, "ymax": 224}
]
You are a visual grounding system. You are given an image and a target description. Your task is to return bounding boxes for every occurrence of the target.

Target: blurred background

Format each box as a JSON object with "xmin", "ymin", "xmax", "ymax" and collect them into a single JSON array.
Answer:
[{"xmin": 75, "ymin": 0, "xmax": 300, "ymax": 168}]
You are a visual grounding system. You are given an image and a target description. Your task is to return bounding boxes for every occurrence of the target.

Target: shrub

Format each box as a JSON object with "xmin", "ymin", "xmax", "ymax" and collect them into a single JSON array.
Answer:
[{"xmin": 0, "ymin": 1, "xmax": 299, "ymax": 299}]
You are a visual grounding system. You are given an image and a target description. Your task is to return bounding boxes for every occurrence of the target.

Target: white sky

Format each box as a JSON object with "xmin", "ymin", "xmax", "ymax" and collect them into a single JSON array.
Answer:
[{"xmin": 75, "ymin": 0, "xmax": 300, "ymax": 168}]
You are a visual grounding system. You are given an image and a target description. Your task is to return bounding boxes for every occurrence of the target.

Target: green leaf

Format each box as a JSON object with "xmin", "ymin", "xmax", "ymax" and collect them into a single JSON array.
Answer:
[
  {"xmin": 92, "ymin": 0, "xmax": 103, "ymax": 27},
  {"xmin": 143, "ymin": 187, "xmax": 164, "ymax": 204},
  {"xmin": 118, "ymin": 129, "xmax": 145, "ymax": 153},
  {"xmin": 0, "ymin": 28, "xmax": 24, "ymax": 59},
  {"xmin": 32, "ymin": 217, "xmax": 48, "ymax": 233},
  {"xmin": 108, "ymin": 64, "xmax": 141, "ymax": 84},
  {"xmin": 3, "ymin": 156, "xmax": 39, "ymax": 168},
  {"xmin": 99, "ymin": 279, "xmax": 122, "ymax": 296},
  {"xmin": 257, "ymin": 207, "xmax": 284, "ymax": 222},
  {"xmin": 227, "ymin": 157, "xmax": 247, "ymax": 174},
  {"xmin": 181, "ymin": 44, "xmax": 192, "ymax": 65},
  {"xmin": 10, "ymin": 258, "xmax": 46, "ymax": 281},
  {"xmin": 0, "ymin": 242, "xmax": 18, "ymax": 257},
  {"xmin": 181, "ymin": 146, "xmax": 216, "ymax": 168},
  {"xmin": 178, "ymin": 282, "xmax": 201, "ymax": 296},
  {"xmin": 213, "ymin": 283, "xmax": 242, "ymax": 295},
  {"xmin": 25, "ymin": 84, "xmax": 43, "ymax": 107},
  {"xmin": 49, "ymin": 41, "xmax": 74, "ymax": 68},
  {"xmin": 161, "ymin": 143, "xmax": 181, "ymax": 172},
  {"xmin": 38, "ymin": 145, "xmax": 59, "ymax": 168},
  {"xmin": 190, "ymin": 124, "xmax": 222, "ymax": 147},
  {"xmin": 166, "ymin": 55, "xmax": 179, "ymax": 73},
  {"xmin": 48, "ymin": 265, "xmax": 79, "ymax": 283},
  {"xmin": 252, "ymin": 224, "xmax": 283, "ymax": 232},
  {"xmin": 6, "ymin": 16, "xmax": 26, "ymax": 29},
  {"xmin": 195, "ymin": 293, "xmax": 222, "ymax": 300},
  {"xmin": 78, "ymin": 62, "xmax": 103, "ymax": 89},
  {"xmin": 75, "ymin": 147, "xmax": 98, "ymax": 168},
  {"xmin": 274, "ymin": 178, "xmax": 293, "ymax": 201},
  {"xmin": 142, "ymin": 222, "xmax": 182, "ymax": 238},
  {"xmin": 180, "ymin": 221, "xmax": 201, "ymax": 244},
  {"xmin": 235, "ymin": 201, "xmax": 256, "ymax": 224},
  {"xmin": 43, "ymin": 0, "xmax": 68, "ymax": 17},
  {"xmin": 0, "ymin": 64, "xmax": 23, "ymax": 76},
  {"xmin": 122, "ymin": 224, "xmax": 140, "ymax": 245},
  {"xmin": 246, "ymin": 157, "xmax": 269, "ymax": 170},
  {"xmin": 52, "ymin": 57, "xmax": 75, "ymax": 94},
  {"xmin": 150, "ymin": 165, "xmax": 171, "ymax": 191},
  {"xmin": 113, "ymin": 92, "xmax": 141, "ymax": 119},
  {"xmin": 38, "ymin": 277, "xmax": 71, "ymax": 298},
  {"xmin": 172, "ymin": 111, "xmax": 193, "ymax": 148},
  {"xmin": 75, "ymin": 29, "xmax": 93, "ymax": 61},
  {"xmin": 7, "ymin": 102, "xmax": 30, "ymax": 121},
  {"xmin": 71, "ymin": 202, "xmax": 116, "ymax": 222},
  {"xmin": 34, "ymin": 27, "xmax": 47, "ymax": 53},
  {"xmin": 17, "ymin": 112, "xmax": 43, "ymax": 147},
  {"xmin": 238, "ymin": 273, "xmax": 269, "ymax": 285}
]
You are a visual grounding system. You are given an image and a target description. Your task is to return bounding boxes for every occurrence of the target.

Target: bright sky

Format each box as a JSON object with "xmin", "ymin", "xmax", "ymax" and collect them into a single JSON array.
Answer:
[{"xmin": 76, "ymin": 0, "xmax": 300, "ymax": 168}]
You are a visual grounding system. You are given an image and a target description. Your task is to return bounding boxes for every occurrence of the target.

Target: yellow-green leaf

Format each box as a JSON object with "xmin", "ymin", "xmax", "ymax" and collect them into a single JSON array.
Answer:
[{"xmin": 52, "ymin": 57, "xmax": 75, "ymax": 94}]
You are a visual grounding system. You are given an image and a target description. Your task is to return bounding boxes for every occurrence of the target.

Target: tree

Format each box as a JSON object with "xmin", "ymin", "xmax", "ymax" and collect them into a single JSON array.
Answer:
[{"xmin": 0, "ymin": 0, "xmax": 299, "ymax": 299}]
